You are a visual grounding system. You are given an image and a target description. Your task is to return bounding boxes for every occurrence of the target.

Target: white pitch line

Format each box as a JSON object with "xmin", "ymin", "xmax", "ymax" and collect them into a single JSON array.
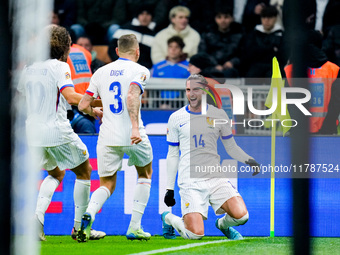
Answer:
[{"xmin": 129, "ymin": 239, "xmax": 230, "ymax": 255}]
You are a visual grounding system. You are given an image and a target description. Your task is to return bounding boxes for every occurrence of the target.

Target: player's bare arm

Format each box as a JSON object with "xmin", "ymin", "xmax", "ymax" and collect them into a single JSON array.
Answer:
[
  {"xmin": 127, "ymin": 84, "xmax": 142, "ymax": 144},
  {"xmin": 61, "ymin": 86, "xmax": 83, "ymax": 105},
  {"xmin": 78, "ymin": 93, "xmax": 103, "ymax": 120}
]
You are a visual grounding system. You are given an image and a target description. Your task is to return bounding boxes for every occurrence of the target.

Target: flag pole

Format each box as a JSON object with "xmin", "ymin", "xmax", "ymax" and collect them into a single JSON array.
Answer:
[{"xmin": 270, "ymin": 122, "xmax": 276, "ymax": 237}]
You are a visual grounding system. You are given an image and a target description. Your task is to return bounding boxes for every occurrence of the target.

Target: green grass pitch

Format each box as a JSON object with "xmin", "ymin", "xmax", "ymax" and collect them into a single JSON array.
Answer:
[{"xmin": 40, "ymin": 236, "xmax": 340, "ymax": 255}]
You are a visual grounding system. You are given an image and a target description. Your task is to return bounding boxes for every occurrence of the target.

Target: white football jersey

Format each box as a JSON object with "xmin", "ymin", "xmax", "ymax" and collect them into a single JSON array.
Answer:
[
  {"xmin": 17, "ymin": 59, "xmax": 78, "ymax": 147},
  {"xmin": 167, "ymin": 104, "xmax": 233, "ymax": 186},
  {"xmin": 86, "ymin": 58, "xmax": 150, "ymax": 146}
]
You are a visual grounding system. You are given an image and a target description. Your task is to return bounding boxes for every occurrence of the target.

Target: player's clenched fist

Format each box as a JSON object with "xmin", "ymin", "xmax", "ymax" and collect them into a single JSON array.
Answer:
[
  {"xmin": 164, "ymin": 190, "xmax": 176, "ymax": 207},
  {"xmin": 245, "ymin": 158, "xmax": 261, "ymax": 176}
]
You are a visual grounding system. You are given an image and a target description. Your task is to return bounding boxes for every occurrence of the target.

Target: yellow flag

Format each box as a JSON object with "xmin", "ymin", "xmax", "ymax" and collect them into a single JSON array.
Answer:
[{"xmin": 265, "ymin": 57, "xmax": 291, "ymax": 136}]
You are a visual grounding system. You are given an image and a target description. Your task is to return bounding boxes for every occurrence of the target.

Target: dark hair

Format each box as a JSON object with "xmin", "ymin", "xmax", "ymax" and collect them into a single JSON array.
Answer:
[
  {"xmin": 135, "ymin": 4, "xmax": 154, "ymax": 17},
  {"xmin": 167, "ymin": 36, "xmax": 185, "ymax": 49},
  {"xmin": 261, "ymin": 6, "xmax": 278, "ymax": 18},
  {"xmin": 189, "ymin": 53, "xmax": 215, "ymax": 70},
  {"xmin": 215, "ymin": 6, "xmax": 233, "ymax": 17},
  {"xmin": 49, "ymin": 25, "xmax": 71, "ymax": 60}
]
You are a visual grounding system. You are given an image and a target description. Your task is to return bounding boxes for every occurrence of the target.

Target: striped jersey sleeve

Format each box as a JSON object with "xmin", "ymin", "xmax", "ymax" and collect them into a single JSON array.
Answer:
[
  {"xmin": 130, "ymin": 66, "xmax": 150, "ymax": 94},
  {"xmin": 57, "ymin": 62, "xmax": 74, "ymax": 92},
  {"xmin": 86, "ymin": 68, "xmax": 100, "ymax": 98}
]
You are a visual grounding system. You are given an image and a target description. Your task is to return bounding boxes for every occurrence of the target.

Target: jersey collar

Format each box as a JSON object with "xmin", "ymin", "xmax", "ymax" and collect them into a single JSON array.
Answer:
[
  {"xmin": 185, "ymin": 104, "xmax": 208, "ymax": 115},
  {"xmin": 118, "ymin": 57, "xmax": 131, "ymax": 61}
]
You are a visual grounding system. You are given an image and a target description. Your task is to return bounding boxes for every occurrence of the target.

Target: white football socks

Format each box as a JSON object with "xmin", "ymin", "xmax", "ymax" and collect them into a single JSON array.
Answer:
[
  {"xmin": 218, "ymin": 212, "xmax": 249, "ymax": 229},
  {"xmin": 86, "ymin": 186, "xmax": 111, "ymax": 222},
  {"xmin": 165, "ymin": 213, "xmax": 203, "ymax": 239},
  {"xmin": 35, "ymin": 175, "xmax": 60, "ymax": 225},
  {"xmin": 129, "ymin": 178, "xmax": 151, "ymax": 231},
  {"xmin": 73, "ymin": 179, "xmax": 91, "ymax": 230}
]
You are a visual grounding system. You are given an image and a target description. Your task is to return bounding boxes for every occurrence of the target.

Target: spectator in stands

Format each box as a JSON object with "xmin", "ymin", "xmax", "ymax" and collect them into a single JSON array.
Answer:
[
  {"xmin": 285, "ymin": 30, "xmax": 340, "ymax": 134},
  {"xmin": 76, "ymin": 36, "xmax": 106, "ymax": 73},
  {"xmin": 240, "ymin": 5, "xmax": 284, "ymax": 79},
  {"xmin": 198, "ymin": 7, "xmax": 244, "ymax": 78},
  {"xmin": 54, "ymin": 0, "xmax": 77, "ymax": 30},
  {"xmin": 151, "ymin": 36, "xmax": 190, "ymax": 109},
  {"xmin": 151, "ymin": 6, "xmax": 200, "ymax": 64},
  {"xmin": 323, "ymin": 24, "xmax": 340, "ymax": 67},
  {"xmin": 188, "ymin": 53, "xmax": 225, "ymax": 79},
  {"xmin": 112, "ymin": 0, "xmax": 159, "ymax": 26},
  {"xmin": 322, "ymin": 0, "xmax": 340, "ymax": 37},
  {"xmin": 51, "ymin": 10, "xmax": 61, "ymax": 26},
  {"xmin": 151, "ymin": 0, "xmax": 230, "ymax": 33},
  {"xmin": 71, "ymin": 0, "xmax": 119, "ymax": 45},
  {"xmin": 282, "ymin": 0, "xmax": 316, "ymax": 32},
  {"xmin": 108, "ymin": 5, "xmax": 155, "ymax": 69},
  {"xmin": 67, "ymin": 43, "xmax": 97, "ymax": 133},
  {"xmin": 151, "ymin": 36, "xmax": 190, "ymax": 78},
  {"xmin": 242, "ymin": 0, "xmax": 270, "ymax": 32}
]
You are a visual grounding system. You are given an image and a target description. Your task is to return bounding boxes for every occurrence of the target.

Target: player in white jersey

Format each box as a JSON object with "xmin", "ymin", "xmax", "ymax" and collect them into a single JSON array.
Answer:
[
  {"xmin": 161, "ymin": 74, "xmax": 260, "ymax": 240},
  {"xmin": 77, "ymin": 34, "xmax": 153, "ymax": 241},
  {"xmin": 17, "ymin": 25, "xmax": 105, "ymax": 241}
]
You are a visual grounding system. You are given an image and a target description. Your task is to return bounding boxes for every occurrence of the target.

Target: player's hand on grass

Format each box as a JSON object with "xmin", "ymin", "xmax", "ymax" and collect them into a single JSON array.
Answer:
[
  {"xmin": 164, "ymin": 189, "xmax": 176, "ymax": 207},
  {"xmin": 130, "ymin": 127, "xmax": 142, "ymax": 145},
  {"xmin": 245, "ymin": 158, "xmax": 261, "ymax": 176}
]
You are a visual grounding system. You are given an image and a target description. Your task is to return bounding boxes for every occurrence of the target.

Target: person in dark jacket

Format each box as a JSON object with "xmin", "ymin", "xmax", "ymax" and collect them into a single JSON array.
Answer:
[
  {"xmin": 198, "ymin": 7, "xmax": 244, "ymax": 78},
  {"xmin": 285, "ymin": 30, "xmax": 340, "ymax": 134},
  {"xmin": 71, "ymin": 0, "xmax": 119, "ymax": 44},
  {"xmin": 108, "ymin": 5, "xmax": 156, "ymax": 69},
  {"xmin": 323, "ymin": 24, "xmax": 340, "ymax": 67},
  {"xmin": 240, "ymin": 5, "xmax": 284, "ymax": 80},
  {"xmin": 76, "ymin": 36, "xmax": 105, "ymax": 73}
]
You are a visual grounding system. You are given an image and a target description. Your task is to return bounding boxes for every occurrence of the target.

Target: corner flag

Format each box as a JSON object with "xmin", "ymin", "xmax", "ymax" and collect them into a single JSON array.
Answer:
[
  {"xmin": 265, "ymin": 57, "xmax": 292, "ymax": 238},
  {"xmin": 265, "ymin": 57, "xmax": 292, "ymax": 136}
]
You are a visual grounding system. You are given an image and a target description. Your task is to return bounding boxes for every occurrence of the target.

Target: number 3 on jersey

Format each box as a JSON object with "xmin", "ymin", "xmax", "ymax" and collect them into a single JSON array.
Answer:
[
  {"xmin": 193, "ymin": 134, "xmax": 205, "ymax": 148},
  {"xmin": 109, "ymin": 81, "xmax": 123, "ymax": 114}
]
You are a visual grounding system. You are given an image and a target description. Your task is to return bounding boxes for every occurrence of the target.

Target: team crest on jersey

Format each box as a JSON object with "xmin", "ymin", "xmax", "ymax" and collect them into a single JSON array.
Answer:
[
  {"xmin": 65, "ymin": 72, "xmax": 71, "ymax": 79},
  {"xmin": 206, "ymin": 117, "xmax": 215, "ymax": 129},
  {"xmin": 141, "ymin": 74, "xmax": 147, "ymax": 82},
  {"xmin": 185, "ymin": 202, "xmax": 190, "ymax": 208}
]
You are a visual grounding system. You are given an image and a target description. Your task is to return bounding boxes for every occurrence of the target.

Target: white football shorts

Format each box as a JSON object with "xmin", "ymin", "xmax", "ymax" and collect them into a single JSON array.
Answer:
[
  {"xmin": 179, "ymin": 178, "xmax": 240, "ymax": 219},
  {"xmin": 97, "ymin": 137, "xmax": 153, "ymax": 177},
  {"xmin": 33, "ymin": 136, "xmax": 89, "ymax": 171}
]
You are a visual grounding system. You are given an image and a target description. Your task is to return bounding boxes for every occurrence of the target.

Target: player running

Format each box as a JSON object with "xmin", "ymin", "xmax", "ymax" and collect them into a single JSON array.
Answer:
[
  {"xmin": 161, "ymin": 74, "xmax": 260, "ymax": 240},
  {"xmin": 17, "ymin": 25, "xmax": 105, "ymax": 241},
  {"xmin": 77, "ymin": 34, "xmax": 153, "ymax": 242}
]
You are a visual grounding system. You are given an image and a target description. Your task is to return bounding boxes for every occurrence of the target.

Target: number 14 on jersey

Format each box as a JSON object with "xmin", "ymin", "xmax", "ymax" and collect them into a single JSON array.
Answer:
[{"xmin": 192, "ymin": 134, "xmax": 205, "ymax": 148}]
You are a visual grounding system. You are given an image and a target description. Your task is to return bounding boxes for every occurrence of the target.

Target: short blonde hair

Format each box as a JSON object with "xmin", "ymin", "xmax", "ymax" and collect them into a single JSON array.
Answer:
[
  {"xmin": 186, "ymin": 74, "xmax": 208, "ymax": 86},
  {"xmin": 117, "ymin": 34, "xmax": 139, "ymax": 55},
  {"xmin": 169, "ymin": 6, "xmax": 190, "ymax": 20}
]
